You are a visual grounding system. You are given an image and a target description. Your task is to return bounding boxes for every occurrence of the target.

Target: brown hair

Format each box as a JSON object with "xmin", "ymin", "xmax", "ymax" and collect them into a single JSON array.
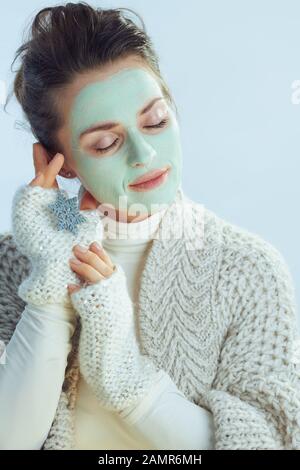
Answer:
[{"xmin": 5, "ymin": 2, "xmax": 178, "ymax": 157}]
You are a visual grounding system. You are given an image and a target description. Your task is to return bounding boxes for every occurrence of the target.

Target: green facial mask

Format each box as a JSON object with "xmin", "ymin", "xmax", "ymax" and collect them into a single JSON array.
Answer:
[{"xmin": 69, "ymin": 67, "xmax": 182, "ymax": 216}]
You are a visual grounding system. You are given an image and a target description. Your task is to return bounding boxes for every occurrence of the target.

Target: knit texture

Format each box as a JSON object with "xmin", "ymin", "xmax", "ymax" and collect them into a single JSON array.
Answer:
[
  {"xmin": 9, "ymin": 182, "xmax": 161, "ymax": 419},
  {"xmin": 70, "ymin": 263, "xmax": 160, "ymax": 413},
  {"xmin": 11, "ymin": 184, "xmax": 103, "ymax": 306},
  {"xmin": 1, "ymin": 187, "xmax": 300, "ymax": 450}
]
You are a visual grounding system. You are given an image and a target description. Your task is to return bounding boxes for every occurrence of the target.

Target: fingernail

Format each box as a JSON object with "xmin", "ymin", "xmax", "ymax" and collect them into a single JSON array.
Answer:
[
  {"xmin": 93, "ymin": 242, "xmax": 103, "ymax": 251},
  {"xmin": 70, "ymin": 257, "xmax": 81, "ymax": 265},
  {"xmin": 75, "ymin": 245, "xmax": 87, "ymax": 253}
]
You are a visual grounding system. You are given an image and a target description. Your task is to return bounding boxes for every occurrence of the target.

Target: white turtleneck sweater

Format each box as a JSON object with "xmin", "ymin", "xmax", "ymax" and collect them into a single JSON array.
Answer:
[{"xmin": 0, "ymin": 208, "xmax": 215, "ymax": 450}]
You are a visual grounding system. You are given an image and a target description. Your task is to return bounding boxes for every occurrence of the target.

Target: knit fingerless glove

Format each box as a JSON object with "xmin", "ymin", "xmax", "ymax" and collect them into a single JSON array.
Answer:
[
  {"xmin": 11, "ymin": 184, "xmax": 103, "ymax": 306},
  {"xmin": 70, "ymin": 263, "xmax": 161, "ymax": 414}
]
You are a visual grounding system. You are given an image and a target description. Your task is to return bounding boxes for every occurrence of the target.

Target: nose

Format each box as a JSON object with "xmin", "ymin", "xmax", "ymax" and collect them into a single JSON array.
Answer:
[{"xmin": 127, "ymin": 127, "xmax": 156, "ymax": 168}]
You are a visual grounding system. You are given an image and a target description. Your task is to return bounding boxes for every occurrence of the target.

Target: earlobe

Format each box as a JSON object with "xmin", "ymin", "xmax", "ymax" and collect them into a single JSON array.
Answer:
[{"xmin": 59, "ymin": 167, "xmax": 75, "ymax": 178}]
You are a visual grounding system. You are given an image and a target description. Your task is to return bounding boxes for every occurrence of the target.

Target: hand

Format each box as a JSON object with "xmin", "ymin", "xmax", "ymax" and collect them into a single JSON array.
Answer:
[
  {"xmin": 29, "ymin": 142, "xmax": 64, "ymax": 189},
  {"xmin": 66, "ymin": 172, "xmax": 116, "ymax": 294},
  {"xmin": 67, "ymin": 242, "xmax": 116, "ymax": 294},
  {"xmin": 11, "ymin": 143, "xmax": 103, "ymax": 306}
]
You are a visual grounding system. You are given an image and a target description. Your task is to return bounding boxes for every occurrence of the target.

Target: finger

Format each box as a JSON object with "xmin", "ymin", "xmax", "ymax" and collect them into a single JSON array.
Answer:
[
  {"xmin": 29, "ymin": 171, "xmax": 45, "ymax": 188},
  {"xmin": 69, "ymin": 258, "xmax": 106, "ymax": 283},
  {"xmin": 72, "ymin": 246, "xmax": 114, "ymax": 277},
  {"xmin": 33, "ymin": 143, "xmax": 48, "ymax": 176},
  {"xmin": 67, "ymin": 284, "xmax": 81, "ymax": 294},
  {"xmin": 43, "ymin": 153, "xmax": 65, "ymax": 189},
  {"xmin": 89, "ymin": 242, "xmax": 115, "ymax": 270}
]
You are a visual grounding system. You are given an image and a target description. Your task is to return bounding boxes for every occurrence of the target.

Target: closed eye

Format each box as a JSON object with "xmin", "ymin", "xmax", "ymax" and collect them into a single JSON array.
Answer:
[
  {"xmin": 94, "ymin": 118, "xmax": 169, "ymax": 154},
  {"xmin": 144, "ymin": 118, "xmax": 168, "ymax": 129},
  {"xmin": 95, "ymin": 139, "xmax": 119, "ymax": 154}
]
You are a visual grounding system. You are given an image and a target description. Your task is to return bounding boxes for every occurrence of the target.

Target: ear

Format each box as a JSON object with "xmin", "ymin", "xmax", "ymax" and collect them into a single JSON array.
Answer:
[{"xmin": 79, "ymin": 187, "xmax": 99, "ymax": 211}]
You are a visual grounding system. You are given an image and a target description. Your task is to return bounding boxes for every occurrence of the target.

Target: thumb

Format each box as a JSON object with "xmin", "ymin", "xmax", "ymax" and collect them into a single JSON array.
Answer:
[{"xmin": 79, "ymin": 189, "xmax": 99, "ymax": 211}]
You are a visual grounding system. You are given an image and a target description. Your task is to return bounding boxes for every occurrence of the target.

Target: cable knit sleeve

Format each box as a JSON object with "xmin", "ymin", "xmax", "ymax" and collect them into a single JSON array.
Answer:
[{"xmin": 204, "ymin": 233, "xmax": 300, "ymax": 449}]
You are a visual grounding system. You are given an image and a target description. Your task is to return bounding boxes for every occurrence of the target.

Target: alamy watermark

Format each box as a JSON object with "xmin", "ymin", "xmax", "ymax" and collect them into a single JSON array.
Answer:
[{"xmin": 93, "ymin": 195, "xmax": 205, "ymax": 252}]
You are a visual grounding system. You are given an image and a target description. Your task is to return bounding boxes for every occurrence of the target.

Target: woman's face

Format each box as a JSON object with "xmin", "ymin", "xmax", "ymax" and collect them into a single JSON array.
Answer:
[{"xmin": 57, "ymin": 56, "xmax": 182, "ymax": 220}]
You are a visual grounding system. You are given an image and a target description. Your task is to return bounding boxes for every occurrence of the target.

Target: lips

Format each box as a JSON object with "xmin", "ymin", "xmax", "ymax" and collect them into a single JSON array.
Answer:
[{"xmin": 128, "ymin": 166, "xmax": 170, "ymax": 187}]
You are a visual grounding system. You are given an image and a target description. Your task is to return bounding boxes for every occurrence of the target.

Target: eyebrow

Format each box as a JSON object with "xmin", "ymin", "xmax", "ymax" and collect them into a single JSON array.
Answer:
[{"xmin": 79, "ymin": 97, "xmax": 165, "ymax": 138}]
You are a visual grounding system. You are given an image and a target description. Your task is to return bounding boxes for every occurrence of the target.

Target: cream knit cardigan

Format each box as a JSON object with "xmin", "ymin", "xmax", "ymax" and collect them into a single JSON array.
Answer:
[{"xmin": 0, "ymin": 188, "xmax": 299, "ymax": 450}]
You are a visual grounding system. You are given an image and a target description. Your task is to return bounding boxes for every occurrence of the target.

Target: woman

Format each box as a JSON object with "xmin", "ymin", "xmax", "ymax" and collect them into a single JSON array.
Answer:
[{"xmin": 0, "ymin": 3, "xmax": 299, "ymax": 450}]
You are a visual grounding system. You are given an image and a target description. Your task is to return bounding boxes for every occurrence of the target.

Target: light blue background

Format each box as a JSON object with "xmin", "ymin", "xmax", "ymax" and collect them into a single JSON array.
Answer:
[{"xmin": 0, "ymin": 1, "xmax": 299, "ymax": 324}]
